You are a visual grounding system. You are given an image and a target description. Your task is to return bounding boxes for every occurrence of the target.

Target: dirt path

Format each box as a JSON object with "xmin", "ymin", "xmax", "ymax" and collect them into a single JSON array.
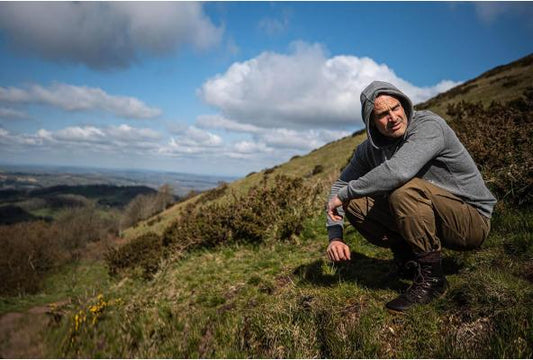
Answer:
[{"xmin": 0, "ymin": 300, "xmax": 68, "ymax": 358}]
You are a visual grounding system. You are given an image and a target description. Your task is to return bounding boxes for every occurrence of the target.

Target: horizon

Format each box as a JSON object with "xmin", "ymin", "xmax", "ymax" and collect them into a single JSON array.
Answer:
[
  {"xmin": 0, "ymin": 162, "xmax": 238, "ymax": 180},
  {"xmin": 1, "ymin": 2, "xmax": 532, "ymax": 177}
]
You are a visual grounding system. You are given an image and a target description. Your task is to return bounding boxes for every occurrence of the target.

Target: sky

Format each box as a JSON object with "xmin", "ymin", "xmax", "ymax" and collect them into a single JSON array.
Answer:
[{"xmin": 0, "ymin": 2, "xmax": 532, "ymax": 177}]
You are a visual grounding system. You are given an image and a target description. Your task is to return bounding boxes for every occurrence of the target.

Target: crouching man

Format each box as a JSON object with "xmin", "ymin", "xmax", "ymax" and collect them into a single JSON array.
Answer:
[{"xmin": 326, "ymin": 81, "xmax": 496, "ymax": 313}]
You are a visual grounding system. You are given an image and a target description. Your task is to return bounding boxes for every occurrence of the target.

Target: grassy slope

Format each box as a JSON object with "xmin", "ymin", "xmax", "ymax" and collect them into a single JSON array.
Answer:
[
  {"xmin": 416, "ymin": 53, "xmax": 533, "ymax": 119},
  {"xmin": 41, "ymin": 54, "xmax": 533, "ymax": 358}
]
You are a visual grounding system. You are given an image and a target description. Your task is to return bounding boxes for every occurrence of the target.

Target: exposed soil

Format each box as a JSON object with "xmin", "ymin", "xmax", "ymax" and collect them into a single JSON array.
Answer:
[{"xmin": 0, "ymin": 300, "xmax": 69, "ymax": 358}]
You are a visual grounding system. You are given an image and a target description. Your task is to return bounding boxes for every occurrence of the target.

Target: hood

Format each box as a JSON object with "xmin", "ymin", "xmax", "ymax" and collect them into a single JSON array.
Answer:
[{"xmin": 360, "ymin": 81, "xmax": 414, "ymax": 149}]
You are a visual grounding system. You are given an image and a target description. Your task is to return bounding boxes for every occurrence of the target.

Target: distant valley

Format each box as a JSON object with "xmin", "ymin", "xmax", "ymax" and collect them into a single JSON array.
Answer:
[
  {"xmin": 0, "ymin": 164, "xmax": 237, "ymax": 225},
  {"xmin": 0, "ymin": 164, "xmax": 237, "ymax": 196}
]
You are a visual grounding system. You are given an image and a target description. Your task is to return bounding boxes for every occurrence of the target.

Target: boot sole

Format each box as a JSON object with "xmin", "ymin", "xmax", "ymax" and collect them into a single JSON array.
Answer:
[{"xmin": 385, "ymin": 288, "xmax": 448, "ymax": 315}]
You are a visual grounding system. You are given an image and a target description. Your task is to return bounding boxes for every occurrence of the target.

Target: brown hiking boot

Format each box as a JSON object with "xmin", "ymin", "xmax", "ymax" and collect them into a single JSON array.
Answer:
[{"xmin": 385, "ymin": 252, "xmax": 448, "ymax": 313}]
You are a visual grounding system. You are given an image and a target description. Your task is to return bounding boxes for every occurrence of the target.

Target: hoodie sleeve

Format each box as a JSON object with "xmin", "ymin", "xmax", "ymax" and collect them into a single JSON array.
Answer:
[
  {"xmin": 326, "ymin": 143, "xmax": 370, "ymax": 241},
  {"xmin": 336, "ymin": 120, "xmax": 445, "ymax": 202}
]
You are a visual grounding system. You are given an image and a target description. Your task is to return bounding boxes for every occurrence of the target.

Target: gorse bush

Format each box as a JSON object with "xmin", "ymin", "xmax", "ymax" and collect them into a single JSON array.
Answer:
[
  {"xmin": 199, "ymin": 182, "xmax": 228, "ymax": 203},
  {"xmin": 108, "ymin": 175, "xmax": 323, "ymax": 277},
  {"xmin": 105, "ymin": 232, "xmax": 162, "ymax": 279},
  {"xmin": 447, "ymin": 88, "xmax": 533, "ymax": 206},
  {"xmin": 163, "ymin": 175, "xmax": 322, "ymax": 252}
]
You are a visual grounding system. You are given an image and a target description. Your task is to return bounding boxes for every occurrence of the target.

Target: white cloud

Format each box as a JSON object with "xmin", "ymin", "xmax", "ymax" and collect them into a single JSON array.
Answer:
[
  {"xmin": 159, "ymin": 125, "xmax": 224, "ymax": 157},
  {"xmin": 233, "ymin": 140, "xmax": 273, "ymax": 154},
  {"xmin": 106, "ymin": 124, "xmax": 161, "ymax": 141},
  {"xmin": 0, "ymin": 107, "xmax": 28, "ymax": 120},
  {"xmin": 0, "ymin": 124, "xmax": 163, "ymax": 153},
  {"xmin": 170, "ymin": 126, "xmax": 223, "ymax": 147},
  {"xmin": 54, "ymin": 126, "xmax": 106, "ymax": 142},
  {"xmin": 196, "ymin": 114, "xmax": 262, "ymax": 134},
  {"xmin": 0, "ymin": 2, "xmax": 223, "ymax": 69},
  {"xmin": 0, "ymin": 83, "xmax": 161, "ymax": 119},
  {"xmin": 196, "ymin": 114, "xmax": 350, "ymax": 151},
  {"xmin": 260, "ymin": 128, "xmax": 350, "ymax": 150},
  {"xmin": 199, "ymin": 41, "xmax": 461, "ymax": 130}
]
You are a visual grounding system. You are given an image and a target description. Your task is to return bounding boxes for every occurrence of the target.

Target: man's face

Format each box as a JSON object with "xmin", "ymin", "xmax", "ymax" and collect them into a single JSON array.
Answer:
[{"xmin": 373, "ymin": 94, "xmax": 408, "ymax": 138}]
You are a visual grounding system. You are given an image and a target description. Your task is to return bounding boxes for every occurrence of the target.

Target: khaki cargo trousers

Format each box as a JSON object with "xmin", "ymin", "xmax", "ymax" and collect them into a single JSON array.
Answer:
[{"xmin": 342, "ymin": 178, "xmax": 491, "ymax": 255}]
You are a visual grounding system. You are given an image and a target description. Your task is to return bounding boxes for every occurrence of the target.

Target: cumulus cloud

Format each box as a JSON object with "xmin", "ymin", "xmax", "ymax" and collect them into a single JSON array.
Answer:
[
  {"xmin": 159, "ymin": 125, "xmax": 224, "ymax": 157},
  {"xmin": 199, "ymin": 41, "xmax": 461, "ymax": 129},
  {"xmin": 196, "ymin": 114, "xmax": 350, "ymax": 151},
  {"xmin": 196, "ymin": 114, "xmax": 262, "ymax": 134},
  {"xmin": 260, "ymin": 128, "xmax": 350, "ymax": 150},
  {"xmin": 172, "ymin": 126, "xmax": 223, "ymax": 147},
  {"xmin": 0, "ymin": 83, "xmax": 161, "ymax": 119},
  {"xmin": 233, "ymin": 140, "xmax": 272, "ymax": 154},
  {"xmin": 0, "ymin": 2, "xmax": 223, "ymax": 69},
  {"xmin": 0, "ymin": 124, "xmax": 162, "ymax": 154}
]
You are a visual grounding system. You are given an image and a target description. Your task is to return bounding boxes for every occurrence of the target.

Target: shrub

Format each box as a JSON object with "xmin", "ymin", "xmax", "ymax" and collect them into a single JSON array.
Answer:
[
  {"xmin": 107, "ymin": 175, "xmax": 322, "ymax": 277},
  {"xmin": 0, "ymin": 221, "xmax": 62, "ymax": 295},
  {"xmin": 264, "ymin": 165, "xmax": 279, "ymax": 175},
  {"xmin": 201, "ymin": 182, "xmax": 228, "ymax": 203},
  {"xmin": 312, "ymin": 165, "xmax": 324, "ymax": 176},
  {"xmin": 446, "ymin": 88, "xmax": 533, "ymax": 206},
  {"xmin": 105, "ymin": 232, "xmax": 162, "ymax": 279}
]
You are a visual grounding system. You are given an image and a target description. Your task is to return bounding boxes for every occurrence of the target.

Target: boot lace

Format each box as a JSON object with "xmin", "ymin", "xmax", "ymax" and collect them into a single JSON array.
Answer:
[{"xmin": 403, "ymin": 261, "xmax": 433, "ymax": 301}]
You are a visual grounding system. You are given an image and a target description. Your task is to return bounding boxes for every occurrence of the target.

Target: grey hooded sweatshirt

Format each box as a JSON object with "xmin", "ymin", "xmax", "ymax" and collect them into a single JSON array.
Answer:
[{"xmin": 327, "ymin": 81, "xmax": 497, "ymax": 241}]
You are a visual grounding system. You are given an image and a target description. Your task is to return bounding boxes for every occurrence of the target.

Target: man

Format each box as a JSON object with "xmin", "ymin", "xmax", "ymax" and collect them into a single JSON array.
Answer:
[{"xmin": 326, "ymin": 81, "xmax": 496, "ymax": 313}]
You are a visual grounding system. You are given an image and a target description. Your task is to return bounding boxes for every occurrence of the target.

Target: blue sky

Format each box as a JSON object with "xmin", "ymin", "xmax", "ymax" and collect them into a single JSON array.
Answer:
[{"xmin": 0, "ymin": 2, "xmax": 531, "ymax": 177}]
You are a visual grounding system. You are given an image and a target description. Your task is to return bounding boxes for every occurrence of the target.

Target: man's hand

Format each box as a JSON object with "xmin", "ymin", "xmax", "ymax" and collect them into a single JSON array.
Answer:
[
  {"xmin": 327, "ymin": 240, "xmax": 351, "ymax": 262},
  {"xmin": 327, "ymin": 195, "xmax": 343, "ymax": 221}
]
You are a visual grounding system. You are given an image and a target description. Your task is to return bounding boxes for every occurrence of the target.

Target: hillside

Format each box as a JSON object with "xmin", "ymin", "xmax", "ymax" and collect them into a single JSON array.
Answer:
[
  {"xmin": 1, "ymin": 54, "xmax": 532, "ymax": 358},
  {"xmin": 416, "ymin": 53, "xmax": 533, "ymax": 119}
]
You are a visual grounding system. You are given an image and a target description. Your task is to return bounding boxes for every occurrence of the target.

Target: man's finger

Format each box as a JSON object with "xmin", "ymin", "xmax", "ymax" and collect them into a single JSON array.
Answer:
[
  {"xmin": 327, "ymin": 210, "xmax": 341, "ymax": 222},
  {"xmin": 328, "ymin": 208, "xmax": 341, "ymax": 221},
  {"xmin": 343, "ymin": 245, "xmax": 351, "ymax": 261},
  {"xmin": 330, "ymin": 247, "xmax": 337, "ymax": 261},
  {"xmin": 335, "ymin": 246, "xmax": 346, "ymax": 261},
  {"xmin": 327, "ymin": 248, "xmax": 334, "ymax": 262}
]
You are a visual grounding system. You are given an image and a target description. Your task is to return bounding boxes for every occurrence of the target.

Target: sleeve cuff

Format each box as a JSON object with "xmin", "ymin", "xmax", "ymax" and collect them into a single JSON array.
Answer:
[
  {"xmin": 327, "ymin": 224, "xmax": 343, "ymax": 242},
  {"xmin": 337, "ymin": 186, "xmax": 349, "ymax": 202}
]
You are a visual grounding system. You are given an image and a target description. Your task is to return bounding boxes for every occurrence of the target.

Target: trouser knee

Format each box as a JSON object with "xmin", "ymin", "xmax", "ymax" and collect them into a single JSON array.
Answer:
[
  {"xmin": 389, "ymin": 178, "xmax": 431, "ymax": 217},
  {"xmin": 388, "ymin": 178, "xmax": 440, "ymax": 254}
]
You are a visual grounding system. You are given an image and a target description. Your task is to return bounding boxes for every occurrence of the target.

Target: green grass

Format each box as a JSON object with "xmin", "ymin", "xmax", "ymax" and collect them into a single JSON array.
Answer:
[
  {"xmin": 45, "ymin": 210, "xmax": 533, "ymax": 358},
  {"xmin": 0, "ymin": 260, "xmax": 111, "ymax": 315}
]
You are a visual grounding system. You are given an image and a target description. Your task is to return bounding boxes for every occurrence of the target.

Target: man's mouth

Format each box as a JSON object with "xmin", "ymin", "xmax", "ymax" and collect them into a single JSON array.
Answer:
[{"xmin": 389, "ymin": 122, "xmax": 402, "ymax": 131}]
